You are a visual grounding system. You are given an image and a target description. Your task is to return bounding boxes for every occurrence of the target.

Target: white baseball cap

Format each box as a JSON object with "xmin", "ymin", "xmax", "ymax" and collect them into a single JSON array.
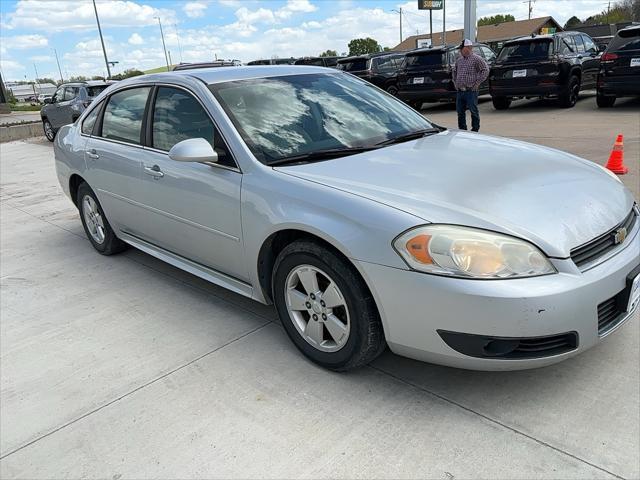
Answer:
[{"xmin": 462, "ymin": 39, "xmax": 473, "ymax": 46}]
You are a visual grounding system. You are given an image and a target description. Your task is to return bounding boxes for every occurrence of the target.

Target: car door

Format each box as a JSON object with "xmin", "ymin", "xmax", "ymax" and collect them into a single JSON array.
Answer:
[
  {"xmin": 83, "ymin": 86, "xmax": 151, "ymax": 238},
  {"xmin": 136, "ymin": 85, "xmax": 246, "ymax": 281},
  {"xmin": 46, "ymin": 87, "xmax": 66, "ymax": 128},
  {"xmin": 580, "ymin": 34, "xmax": 600, "ymax": 88},
  {"xmin": 60, "ymin": 86, "xmax": 80, "ymax": 126}
]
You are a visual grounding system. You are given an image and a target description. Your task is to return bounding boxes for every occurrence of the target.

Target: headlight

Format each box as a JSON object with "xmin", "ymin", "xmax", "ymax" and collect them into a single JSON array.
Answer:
[{"xmin": 393, "ymin": 225, "xmax": 556, "ymax": 279}]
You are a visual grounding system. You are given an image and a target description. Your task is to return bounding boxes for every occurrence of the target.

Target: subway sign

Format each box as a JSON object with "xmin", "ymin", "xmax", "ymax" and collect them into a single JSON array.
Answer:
[{"xmin": 418, "ymin": 0, "xmax": 443, "ymax": 9}]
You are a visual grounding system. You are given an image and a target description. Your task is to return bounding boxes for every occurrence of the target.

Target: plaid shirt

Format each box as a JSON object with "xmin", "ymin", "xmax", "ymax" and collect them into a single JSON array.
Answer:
[{"xmin": 453, "ymin": 52, "xmax": 489, "ymax": 91}]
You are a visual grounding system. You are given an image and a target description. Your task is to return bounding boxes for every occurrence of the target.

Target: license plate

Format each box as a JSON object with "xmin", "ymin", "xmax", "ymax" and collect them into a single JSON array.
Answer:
[
  {"xmin": 413, "ymin": 77, "xmax": 425, "ymax": 84},
  {"xmin": 628, "ymin": 273, "xmax": 640, "ymax": 312},
  {"xmin": 512, "ymin": 69, "xmax": 527, "ymax": 78},
  {"xmin": 630, "ymin": 58, "xmax": 640, "ymax": 67}
]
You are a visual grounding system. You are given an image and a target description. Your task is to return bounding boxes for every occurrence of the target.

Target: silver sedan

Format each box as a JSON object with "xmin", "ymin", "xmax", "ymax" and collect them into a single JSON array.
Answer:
[{"xmin": 54, "ymin": 66, "xmax": 640, "ymax": 371}]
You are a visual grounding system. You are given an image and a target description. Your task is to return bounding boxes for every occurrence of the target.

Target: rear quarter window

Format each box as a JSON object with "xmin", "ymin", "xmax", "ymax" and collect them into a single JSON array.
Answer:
[
  {"xmin": 338, "ymin": 59, "xmax": 368, "ymax": 71},
  {"xmin": 405, "ymin": 53, "xmax": 444, "ymax": 67}
]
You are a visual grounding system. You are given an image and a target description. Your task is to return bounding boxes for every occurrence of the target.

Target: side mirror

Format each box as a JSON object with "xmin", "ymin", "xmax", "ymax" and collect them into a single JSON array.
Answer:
[
  {"xmin": 598, "ymin": 44, "xmax": 607, "ymax": 52},
  {"xmin": 44, "ymin": 98, "xmax": 52, "ymax": 104},
  {"xmin": 168, "ymin": 138, "xmax": 218, "ymax": 163}
]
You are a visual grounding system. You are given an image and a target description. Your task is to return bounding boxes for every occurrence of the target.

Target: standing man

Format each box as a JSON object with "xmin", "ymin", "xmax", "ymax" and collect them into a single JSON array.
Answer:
[{"xmin": 452, "ymin": 39, "xmax": 489, "ymax": 132}]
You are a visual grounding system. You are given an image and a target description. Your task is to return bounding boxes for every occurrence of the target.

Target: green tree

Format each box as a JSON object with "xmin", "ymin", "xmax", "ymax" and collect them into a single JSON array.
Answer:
[
  {"xmin": 110, "ymin": 68, "xmax": 144, "ymax": 80},
  {"xmin": 477, "ymin": 14, "xmax": 515, "ymax": 26},
  {"xmin": 347, "ymin": 37, "xmax": 382, "ymax": 56},
  {"xmin": 91, "ymin": 75, "xmax": 106, "ymax": 81},
  {"xmin": 35, "ymin": 77, "xmax": 56, "ymax": 85},
  {"xmin": 583, "ymin": 0, "xmax": 636, "ymax": 24},
  {"xmin": 564, "ymin": 16, "xmax": 582, "ymax": 28},
  {"xmin": 319, "ymin": 49, "xmax": 338, "ymax": 57}
]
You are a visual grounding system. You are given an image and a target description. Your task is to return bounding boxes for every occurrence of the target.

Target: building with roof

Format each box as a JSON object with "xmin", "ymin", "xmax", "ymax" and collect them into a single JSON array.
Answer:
[
  {"xmin": 393, "ymin": 16, "xmax": 563, "ymax": 53},
  {"xmin": 7, "ymin": 82, "xmax": 57, "ymax": 102}
]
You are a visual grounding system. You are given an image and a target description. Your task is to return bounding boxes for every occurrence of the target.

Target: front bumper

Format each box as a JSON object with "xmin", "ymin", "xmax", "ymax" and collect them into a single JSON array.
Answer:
[{"xmin": 355, "ymin": 227, "xmax": 639, "ymax": 370}]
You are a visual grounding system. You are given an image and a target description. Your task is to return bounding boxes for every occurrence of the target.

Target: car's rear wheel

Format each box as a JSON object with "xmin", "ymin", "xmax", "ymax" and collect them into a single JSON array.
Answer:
[
  {"xmin": 272, "ymin": 240, "xmax": 386, "ymax": 371},
  {"xmin": 559, "ymin": 75, "xmax": 580, "ymax": 108},
  {"xmin": 596, "ymin": 93, "xmax": 616, "ymax": 108},
  {"xmin": 77, "ymin": 182, "xmax": 127, "ymax": 255},
  {"xmin": 492, "ymin": 96, "xmax": 511, "ymax": 110},
  {"xmin": 43, "ymin": 119, "xmax": 55, "ymax": 142},
  {"xmin": 386, "ymin": 85, "xmax": 399, "ymax": 96}
]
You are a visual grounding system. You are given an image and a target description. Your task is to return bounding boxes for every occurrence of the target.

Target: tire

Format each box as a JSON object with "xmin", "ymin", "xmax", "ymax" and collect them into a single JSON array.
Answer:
[
  {"xmin": 492, "ymin": 96, "xmax": 511, "ymax": 110},
  {"xmin": 411, "ymin": 100, "xmax": 423, "ymax": 111},
  {"xmin": 559, "ymin": 75, "xmax": 580, "ymax": 108},
  {"xmin": 386, "ymin": 85, "xmax": 399, "ymax": 96},
  {"xmin": 272, "ymin": 240, "xmax": 386, "ymax": 371},
  {"xmin": 77, "ymin": 182, "xmax": 127, "ymax": 255},
  {"xmin": 43, "ymin": 119, "xmax": 55, "ymax": 142},
  {"xmin": 597, "ymin": 94, "xmax": 616, "ymax": 108}
]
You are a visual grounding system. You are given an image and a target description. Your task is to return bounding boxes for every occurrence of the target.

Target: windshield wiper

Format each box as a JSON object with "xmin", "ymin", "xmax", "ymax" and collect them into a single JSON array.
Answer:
[
  {"xmin": 375, "ymin": 127, "xmax": 442, "ymax": 147},
  {"xmin": 268, "ymin": 146, "xmax": 378, "ymax": 166}
]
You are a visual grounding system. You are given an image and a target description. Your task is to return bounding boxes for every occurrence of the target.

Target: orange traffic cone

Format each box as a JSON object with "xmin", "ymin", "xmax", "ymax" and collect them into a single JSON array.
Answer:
[{"xmin": 605, "ymin": 134, "xmax": 627, "ymax": 175}]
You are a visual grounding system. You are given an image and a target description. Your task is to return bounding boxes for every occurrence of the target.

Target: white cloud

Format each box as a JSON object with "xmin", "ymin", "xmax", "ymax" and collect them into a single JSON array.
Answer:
[
  {"xmin": 3, "ymin": 0, "xmax": 176, "ymax": 32},
  {"xmin": 184, "ymin": 1, "xmax": 208, "ymax": 19},
  {"xmin": 218, "ymin": 0, "xmax": 241, "ymax": 7},
  {"xmin": 1, "ymin": 34, "xmax": 48, "ymax": 49},
  {"xmin": 128, "ymin": 33, "xmax": 144, "ymax": 45}
]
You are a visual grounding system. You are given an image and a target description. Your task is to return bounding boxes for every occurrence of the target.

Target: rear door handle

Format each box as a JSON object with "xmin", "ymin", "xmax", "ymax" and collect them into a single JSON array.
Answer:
[
  {"xmin": 86, "ymin": 149, "xmax": 99, "ymax": 159},
  {"xmin": 144, "ymin": 164, "xmax": 164, "ymax": 178}
]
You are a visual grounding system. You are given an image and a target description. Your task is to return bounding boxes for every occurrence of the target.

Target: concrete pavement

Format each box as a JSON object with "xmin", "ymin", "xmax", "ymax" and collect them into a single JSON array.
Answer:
[{"xmin": 0, "ymin": 95, "xmax": 638, "ymax": 479}]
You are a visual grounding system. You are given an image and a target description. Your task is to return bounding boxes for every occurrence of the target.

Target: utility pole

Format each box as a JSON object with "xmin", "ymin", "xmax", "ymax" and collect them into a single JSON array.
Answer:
[
  {"xmin": 463, "ymin": 0, "xmax": 477, "ymax": 43},
  {"xmin": 430, "ymin": 10, "xmax": 433, "ymax": 46},
  {"xmin": 92, "ymin": 0, "xmax": 112, "ymax": 79},
  {"xmin": 168, "ymin": 50, "xmax": 173, "ymax": 67},
  {"xmin": 391, "ymin": 8, "xmax": 403, "ymax": 44},
  {"xmin": 33, "ymin": 63, "xmax": 39, "ymax": 82},
  {"xmin": 155, "ymin": 17, "xmax": 170, "ymax": 70},
  {"xmin": 174, "ymin": 23, "xmax": 183, "ymax": 63},
  {"xmin": 53, "ymin": 48, "xmax": 64, "ymax": 83}
]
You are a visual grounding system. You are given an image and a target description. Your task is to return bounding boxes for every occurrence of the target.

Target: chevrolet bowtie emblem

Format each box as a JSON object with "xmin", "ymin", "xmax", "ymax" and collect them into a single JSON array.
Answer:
[{"xmin": 614, "ymin": 227, "xmax": 627, "ymax": 245}]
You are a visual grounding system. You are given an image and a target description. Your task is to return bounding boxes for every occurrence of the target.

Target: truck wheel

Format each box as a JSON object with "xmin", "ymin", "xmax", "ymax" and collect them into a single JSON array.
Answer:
[
  {"xmin": 596, "ymin": 94, "xmax": 616, "ymax": 108},
  {"xmin": 492, "ymin": 96, "xmax": 511, "ymax": 110},
  {"xmin": 559, "ymin": 75, "xmax": 580, "ymax": 108}
]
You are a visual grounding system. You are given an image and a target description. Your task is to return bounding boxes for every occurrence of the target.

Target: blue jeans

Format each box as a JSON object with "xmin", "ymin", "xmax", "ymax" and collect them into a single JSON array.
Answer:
[{"xmin": 456, "ymin": 90, "xmax": 480, "ymax": 132}]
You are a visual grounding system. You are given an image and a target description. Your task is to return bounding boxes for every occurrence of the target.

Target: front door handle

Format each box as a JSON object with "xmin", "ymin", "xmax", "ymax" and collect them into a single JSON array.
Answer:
[
  {"xmin": 144, "ymin": 164, "xmax": 164, "ymax": 178},
  {"xmin": 86, "ymin": 149, "xmax": 99, "ymax": 159}
]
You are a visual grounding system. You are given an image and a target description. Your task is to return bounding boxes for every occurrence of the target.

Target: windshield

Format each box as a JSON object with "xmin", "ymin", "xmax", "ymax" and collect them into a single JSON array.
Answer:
[
  {"xmin": 210, "ymin": 73, "xmax": 432, "ymax": 165},
  {"xmin": 87, "ymin": 85, "xmax": 109, "ymax": 97},
  {"xmin": 497, "ymin": 40, "xmax": 553, "ymax": 61}
]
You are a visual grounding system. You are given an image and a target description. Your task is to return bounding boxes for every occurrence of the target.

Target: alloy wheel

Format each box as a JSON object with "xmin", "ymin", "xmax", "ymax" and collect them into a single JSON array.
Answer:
[
  {"xmin": 82, "ymin": 195, "xmax": 106, "ymax": 244},
  {"xmin": 285, "ymin": 265, "xmax": 351, "ymax": 352}
]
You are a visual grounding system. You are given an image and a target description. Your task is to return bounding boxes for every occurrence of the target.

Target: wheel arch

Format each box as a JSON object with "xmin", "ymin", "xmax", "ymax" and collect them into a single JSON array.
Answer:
[{"xmin": 68, "ymin": 173, "xmax": 86, "ymax": 207}]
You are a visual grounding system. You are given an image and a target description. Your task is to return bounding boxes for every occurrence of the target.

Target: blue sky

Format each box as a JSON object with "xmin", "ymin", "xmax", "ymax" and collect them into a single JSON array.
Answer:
[{"xmin": 0, "ymin": 0, "xmax": 608, "ymax": 81}]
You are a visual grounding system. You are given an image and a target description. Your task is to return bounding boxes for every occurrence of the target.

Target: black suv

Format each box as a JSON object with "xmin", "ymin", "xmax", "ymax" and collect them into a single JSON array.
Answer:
[
  {"xmin": 397, "ymin": 43, "xmax": 496, "ymax": 108},
  {"xmin": 489, "ymin": 32, "xmax": 601, "ymax": 109},
  {"xmin": 294, "ymin": 56, "xmax": 343, "ymax": 68},
  {"xmin": 336, "ymin": 52, "xmax": 405, "ymax": 95},
  {"xmin": 596, "ymin": 25, "xmax": 640, "ymax": 107}
]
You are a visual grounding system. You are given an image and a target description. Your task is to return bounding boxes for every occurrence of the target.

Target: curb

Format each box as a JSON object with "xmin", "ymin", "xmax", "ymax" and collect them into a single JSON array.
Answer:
[{"xmin": 0, "ymin": 122, "xmax": 44, "ymax": 143}]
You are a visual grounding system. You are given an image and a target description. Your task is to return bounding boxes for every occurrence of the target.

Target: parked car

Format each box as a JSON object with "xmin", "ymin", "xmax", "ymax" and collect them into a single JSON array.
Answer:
[
  {"xmin": 37, "ymin": 93, "xmax": 52, "ymax": 104},
  {"xmin": 54, "ymin": 67, "xmax": 639, "ymax": 372},
  {"xmin": 41, "ymin": 81, "xmax": 112, "ymax": 142},
  {"xmin": 397, "ymin": 43, "xmax": 496, "ymax": 109},
  {"xmin": 247, "ymin": 58, "xmax": 297, "ymax": 65},
  {"xmin": 337, "ymin": 52, "xmax": 405, "ymax": 95},
  {"xmin": 489, "ymin": 32, "xmax": 601, "ymax": 109},
  {"xmin": 596, "ymin": 25, "xmax": 640, "ymax": 107},
  {"xmin": 173, "ymin": 60, "xmax": 241, "ymax": 71},
  {"xmin": 294, "ymin": 56, "xmax": 343, "ymax": 68}
]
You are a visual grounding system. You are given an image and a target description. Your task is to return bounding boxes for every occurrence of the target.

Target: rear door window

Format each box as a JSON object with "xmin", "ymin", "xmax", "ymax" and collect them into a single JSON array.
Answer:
[
  {"xmin": 574, "ymin": 35, "xmax": 586, "ymax": 53},
  {"xmin": 100, "ymin": 87, "xmax": 151, "ymax": 145},
  {"xmin": 557, "ymin": 36, "xmax": 575, "ymax": 55},
  {"xmin": 87, "ymin": 85, "xmax": 108, "ymax": 98}
]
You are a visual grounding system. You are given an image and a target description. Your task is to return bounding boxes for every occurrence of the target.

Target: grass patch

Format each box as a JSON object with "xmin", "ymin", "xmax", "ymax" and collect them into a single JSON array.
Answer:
[{"xmin": 10, "ymin": 104, "xmax": 42, "ymax": 112}]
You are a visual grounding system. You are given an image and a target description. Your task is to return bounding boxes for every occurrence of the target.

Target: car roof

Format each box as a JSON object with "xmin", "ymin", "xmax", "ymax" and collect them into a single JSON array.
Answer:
[
  {"xmin": 62, "ymin": 80, "xmax": 113, "ymax": 87},
  {"xmin": 504, "ymin": 34, "xmax": 557, "ymax": 44},
  {"xmin": 617, "ymin": 24, "xmax": 640, "ymax": 34},
  {"xmin": 131, "ymin": 65, "xmax": 336, "ymax": 85},
  {"xmin": 406, "ymin": 43, "xmax": 488, "ymax": 55}
]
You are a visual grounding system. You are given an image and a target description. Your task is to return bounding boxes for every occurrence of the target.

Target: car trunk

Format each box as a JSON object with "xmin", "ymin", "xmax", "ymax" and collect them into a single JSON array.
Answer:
[
  {"xmin": 492, "ymin": 39, "xmax": 559, "ymax": 88},
  {"xmin": 602, "ymin": 29, "xmax": 640, "ymax": 78},
  {"xmin": 398, "ymin": 50, "xmax": 453, "ymax": 93}
]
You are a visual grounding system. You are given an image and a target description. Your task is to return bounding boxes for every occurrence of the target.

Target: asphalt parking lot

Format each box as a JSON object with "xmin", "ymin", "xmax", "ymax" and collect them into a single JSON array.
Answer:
[{"xmin": 1, "ymin": 93, "xmax": 638, "ymax": 479}]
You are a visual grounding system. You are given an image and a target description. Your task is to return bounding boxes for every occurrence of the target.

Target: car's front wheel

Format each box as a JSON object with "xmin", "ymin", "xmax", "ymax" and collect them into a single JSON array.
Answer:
[
  {"xmin": 386, "ymin": 85, "xmax": 399, "ymax": 96},
  {"xmin": 77, "ymin": 182, "xmax": 127, "ymax": 255},
  {"xmin": 559, "ymin": 75, "xmax": 580, "ymax": 108},
  {"xmin": 272, "ymin": 240, "xmax": 386, "ymax": 371},
  {"xmin": 43, "ymin": 119, "xmax": 55, "ymax": 142}
]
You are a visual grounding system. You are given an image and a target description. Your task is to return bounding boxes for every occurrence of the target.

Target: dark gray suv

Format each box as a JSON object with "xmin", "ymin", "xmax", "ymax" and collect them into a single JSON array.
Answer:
[{"xmin": 41, "ymin": 81, "xmax": 112, "ymax": 141}]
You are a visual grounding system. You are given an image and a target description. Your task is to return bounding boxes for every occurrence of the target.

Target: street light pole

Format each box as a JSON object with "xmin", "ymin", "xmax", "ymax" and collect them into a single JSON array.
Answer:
[
  {"xmin": 155, "ymin": 17, "xmax": 170, "ymax": 70},
  {"xmin": 53, "ymin": 48, "xmax": 64, "ymax": 83},
  {"xmin": 92, "ymin": 0, "xmax": 112, "ymax": 79},
  {"xmin": 391, "ymin": 8, "xmax": 403, "ymax": 44},
  {"xmin": 442, "ymin": 0, "xmax": 446, "ymax": 46}
]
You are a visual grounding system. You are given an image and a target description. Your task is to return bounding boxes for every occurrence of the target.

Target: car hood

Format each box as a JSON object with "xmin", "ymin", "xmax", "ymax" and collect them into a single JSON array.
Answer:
[{"xmin": 275, "ymin": 130, "xmax": 635, "ymax": 257}]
